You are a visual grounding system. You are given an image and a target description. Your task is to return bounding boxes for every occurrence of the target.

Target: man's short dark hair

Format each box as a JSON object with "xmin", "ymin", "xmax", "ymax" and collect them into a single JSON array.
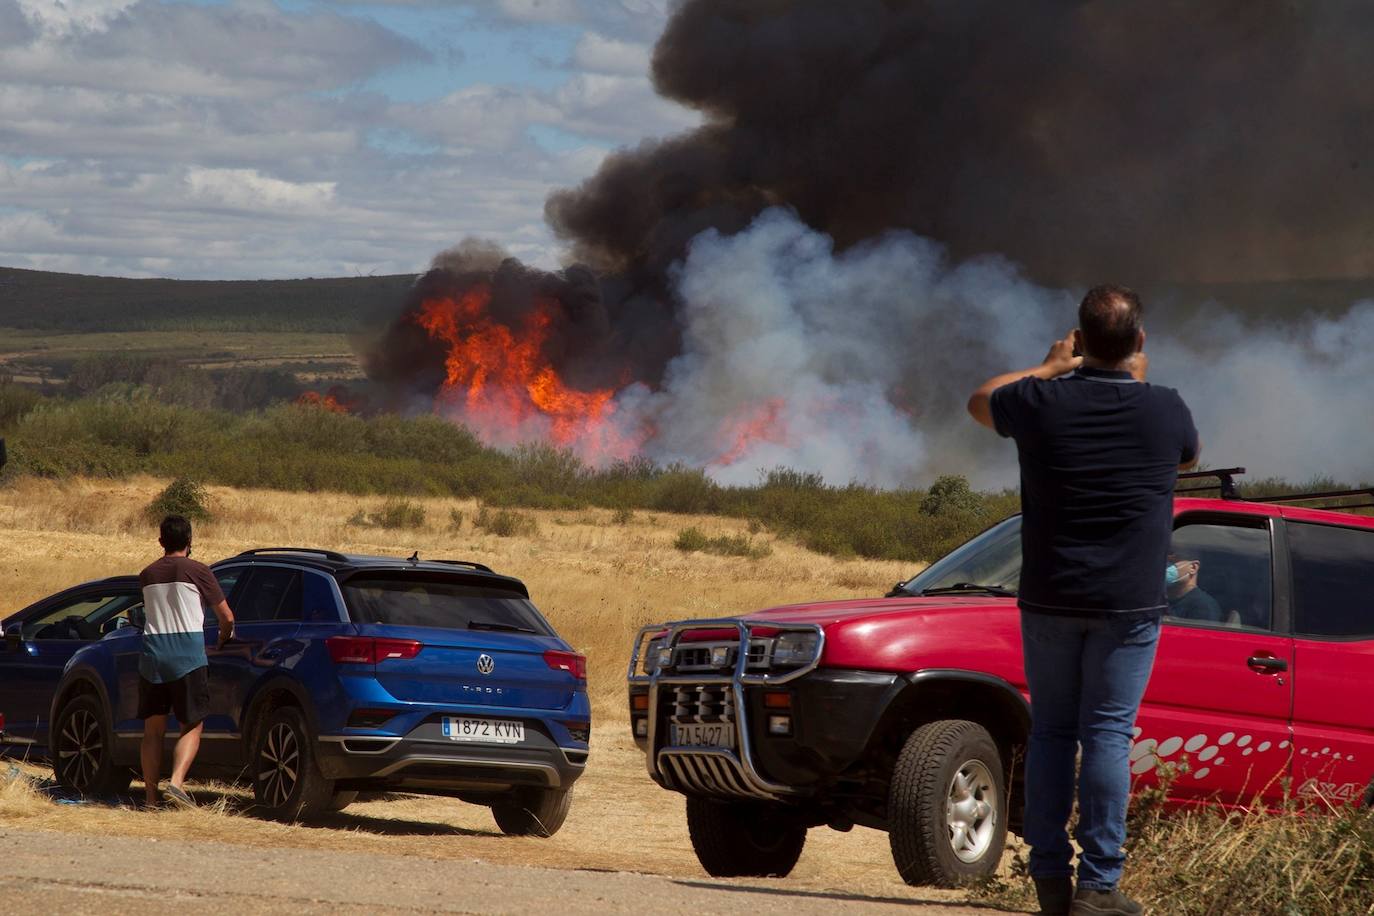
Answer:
[
  {"xmin": 159, "ymin": 515, "xmax": 193, "ymax": 553},
  {"xmin": 1078, "ymin": 284, "xmax": 1144, "ymax": 363}
]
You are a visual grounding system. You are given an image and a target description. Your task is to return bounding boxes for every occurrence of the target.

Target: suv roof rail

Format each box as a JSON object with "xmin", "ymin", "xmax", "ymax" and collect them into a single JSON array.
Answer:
[
  {"xmin": 1176, "ymin": 467, "xmax": 1246, "ymax": 500},
  {"xmin": 1242, "ymin": 486, "xmax": 1374, "ymax": 511},
  {"xmin": 233, "ymin": 547, "xmax": 351, "ymax": 563},
  {"xmin": 432, "ymin": 559, "xmax": 495, "ymax": 573}
]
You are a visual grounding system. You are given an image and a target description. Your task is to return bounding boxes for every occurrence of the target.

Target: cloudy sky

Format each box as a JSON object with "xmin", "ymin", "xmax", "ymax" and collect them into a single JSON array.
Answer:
[{"xmin": 0, "ymin": 0, "xmax": 697, "ymax": 279}]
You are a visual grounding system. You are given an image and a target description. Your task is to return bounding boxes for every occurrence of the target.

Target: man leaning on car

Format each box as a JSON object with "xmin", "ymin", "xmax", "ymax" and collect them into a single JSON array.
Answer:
[
  {"xmin": 968, "ymin": 285, "xmax": 1199, "ymax": 916},
  {"xmin": 138, "ymin": 514, "xmax": 235, "ymax": 808}
]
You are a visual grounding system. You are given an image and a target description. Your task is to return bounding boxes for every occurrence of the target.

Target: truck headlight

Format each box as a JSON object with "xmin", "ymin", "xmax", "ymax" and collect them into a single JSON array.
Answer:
[
  {"xmin": 771, "ymin": 632, "xmax": 819, "ymax": 667},
  {"xmin": 643, "ymin": 637, "xmax": 668, "ymax": 675}
]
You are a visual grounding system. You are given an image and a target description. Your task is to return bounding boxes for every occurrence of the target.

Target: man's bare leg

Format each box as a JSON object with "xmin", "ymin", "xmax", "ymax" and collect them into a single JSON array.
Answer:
[
  {"xmin": 141, "ymin": 715, "xmax": 167, "ymax": 806},
  {"xmin": 169, "ymin": 720, "xmax": 203, "ymax": 790}
]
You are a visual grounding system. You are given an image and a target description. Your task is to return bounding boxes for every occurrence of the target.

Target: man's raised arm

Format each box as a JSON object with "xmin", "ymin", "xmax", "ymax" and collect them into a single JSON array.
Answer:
[{"xmin": 967, "ymin": 331, "xmax": 1083, "ymax": 430}]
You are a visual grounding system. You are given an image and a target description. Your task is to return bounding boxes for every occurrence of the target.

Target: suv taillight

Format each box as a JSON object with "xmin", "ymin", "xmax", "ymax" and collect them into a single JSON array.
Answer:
[
  {"xmin": 327, "ymin": 636, "xmax": 422, "ymax": 665},
  {"xmin": 544, "ymin": 650, "xmax": 587, "ymax": 680}
]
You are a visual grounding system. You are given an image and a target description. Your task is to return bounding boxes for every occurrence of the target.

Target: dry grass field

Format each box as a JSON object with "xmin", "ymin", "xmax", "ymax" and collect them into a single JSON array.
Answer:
[{"xmin": 0, "ymin": 477, "xmax": 987, "ymax": 908}]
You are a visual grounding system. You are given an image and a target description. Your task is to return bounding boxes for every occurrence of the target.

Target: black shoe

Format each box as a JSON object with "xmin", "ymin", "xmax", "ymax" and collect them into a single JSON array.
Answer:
[
  {"xmin": 1033, "ymin": 877, "xmax": 1073, "ymax": 915},
  {"xmin": 1070, "ymin": 887, "xmax": 1144, "ymax": 915}
]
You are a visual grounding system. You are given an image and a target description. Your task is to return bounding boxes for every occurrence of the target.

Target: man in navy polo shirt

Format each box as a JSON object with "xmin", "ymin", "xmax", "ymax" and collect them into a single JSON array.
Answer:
[{"xmin": 968, "ymin": 285, "xmax": 1198, "ymax": 916}]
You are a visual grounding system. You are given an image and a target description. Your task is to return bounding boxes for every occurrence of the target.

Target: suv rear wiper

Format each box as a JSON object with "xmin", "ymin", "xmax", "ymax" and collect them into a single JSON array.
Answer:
[
  {"xmin": 467, "ymin": 619, "xmax": 539, "ymax": 634},
  {"xmin": 919, "ymin": 582, "xmax": 1017, "ymax": 598}
]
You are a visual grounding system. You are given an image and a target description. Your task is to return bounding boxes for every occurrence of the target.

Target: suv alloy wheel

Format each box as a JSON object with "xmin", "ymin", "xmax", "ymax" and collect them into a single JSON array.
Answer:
[
  {"xmin": 888, "ymin": 719, "xmax": 1008, "ymax": 886},
  {"xmin": 252, "ymin": 705, "xmax": 334, "ymax": 821},
  {"xmin": 52, "ymin": 693, "xmax": 132, "ymax": 798},
  {"xmin": 685, "ymin": 796, "xmax": 808, "ymax": 877}
]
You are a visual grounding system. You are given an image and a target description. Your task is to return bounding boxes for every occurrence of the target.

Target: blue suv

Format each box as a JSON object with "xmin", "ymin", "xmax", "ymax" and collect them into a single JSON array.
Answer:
[{"xmin": 0, "ymin": 548, "xmax": 590, "ymax": 833}]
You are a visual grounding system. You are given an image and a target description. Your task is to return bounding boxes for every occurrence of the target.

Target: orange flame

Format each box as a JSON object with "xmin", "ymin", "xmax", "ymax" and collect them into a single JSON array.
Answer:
[
  {"xmin": 711, "ymin": 398, "xmax": 789, "ymax": 467},
  {"xmin": 296, "ymin": 390, "xmax": 349, "ymax": 413},
  {"xmin": 413, "ymin": 286, "xmax": 639, "ymax": 461}
]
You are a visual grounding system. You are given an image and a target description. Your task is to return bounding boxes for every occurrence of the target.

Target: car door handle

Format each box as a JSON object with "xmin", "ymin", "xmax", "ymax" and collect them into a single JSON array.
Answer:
[{"xmin": 1247, "ymin": 655, "xmax": 1288, "ymax": 673}]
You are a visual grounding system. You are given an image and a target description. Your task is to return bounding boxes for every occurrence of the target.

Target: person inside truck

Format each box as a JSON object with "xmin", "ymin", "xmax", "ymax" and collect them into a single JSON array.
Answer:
[{"xmin": 1164, "ymin": 558, "xmax": 1224, "ymax": 622}]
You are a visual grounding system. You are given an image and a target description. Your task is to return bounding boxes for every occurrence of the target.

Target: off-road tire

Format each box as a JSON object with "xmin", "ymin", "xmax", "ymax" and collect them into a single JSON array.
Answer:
[
  {"xmin": 888, "ymin": 719, "xmax": 1007, "ymax": 887},
  {"xmin": 328, "ymin": 789, "xmax": 359, "ymax": 813},
  {"xmin": 492, "ymin": 787, "xmax": 572, "ymax": 837},
  {"xmin": 685, "ymin": 797, "xmax": 807, "ymax": 878},
  {"xmin": 251, "ymin": 706, "xmax": 334, "ymax": 821},
  {"xmin": 52, "ymin": 693, "xmax": 132, "ymax": 797}
]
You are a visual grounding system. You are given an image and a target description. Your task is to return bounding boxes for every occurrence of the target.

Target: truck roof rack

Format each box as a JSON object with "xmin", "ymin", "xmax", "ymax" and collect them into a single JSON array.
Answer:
[
  {"xmin": 1176, "ymin": 467, "xmax": 1246, "ymax": 500},
  {"xmin": 234, "ymin": 547, "xmax": 351, "ymax": 563},
  {"xmin": 1243, "ymin": 487, "xmax": 1374, "ymax": 511}
]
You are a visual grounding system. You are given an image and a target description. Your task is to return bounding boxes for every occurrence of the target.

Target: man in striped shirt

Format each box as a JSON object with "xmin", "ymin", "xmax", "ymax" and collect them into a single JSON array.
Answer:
[{"xmin": 138, "ymin": 515, "xmax": 235, "ymax": 808}]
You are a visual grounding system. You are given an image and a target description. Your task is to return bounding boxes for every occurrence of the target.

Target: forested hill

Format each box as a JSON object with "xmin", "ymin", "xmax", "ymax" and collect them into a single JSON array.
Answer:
[{"xmin": 0, "ymin": 266, "xmax": 415, "ymax": 332}]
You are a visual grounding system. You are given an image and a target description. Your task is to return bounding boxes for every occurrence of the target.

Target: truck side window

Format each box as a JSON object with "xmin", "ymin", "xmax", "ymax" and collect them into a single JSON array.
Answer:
[
  {"xmin": 1289, "ymin": 522, "xmax": 1374, "ymax": 638},
  {"xmin": 1167, "ymin": 520, "xmax": 1272, "ymax": 629}
]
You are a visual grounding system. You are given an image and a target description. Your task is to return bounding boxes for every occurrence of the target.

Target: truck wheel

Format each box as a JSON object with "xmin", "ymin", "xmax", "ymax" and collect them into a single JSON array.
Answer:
[
  {"xmin": 52, "ymin": 693, "xmax": 132, "ymax": 797},
  {"xmin": 686, "ymin": 797, "xmax": 807, "ymax": 878},
  {"xmin": 251, "ymin": 706, "xmax": 334, "ymax": 821},
  {"xmin": 888, "ymin": 719, "xmax": 1007, "ymax": 887},
  {"xmin": 492, "ymin": 787, "xmax": 571, "ymax": 837}
]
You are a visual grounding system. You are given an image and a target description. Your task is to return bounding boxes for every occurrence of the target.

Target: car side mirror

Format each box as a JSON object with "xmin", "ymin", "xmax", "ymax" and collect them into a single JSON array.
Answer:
[{"xmin": 129, "ymin": 606, "xmax": 146, "ymax": 631}]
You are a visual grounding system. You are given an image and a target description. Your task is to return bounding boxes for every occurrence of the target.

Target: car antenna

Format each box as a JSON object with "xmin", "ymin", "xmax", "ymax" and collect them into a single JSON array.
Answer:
[{"xmin": 407, "ymin": 551, "xmax": 419, "ymax": 564}]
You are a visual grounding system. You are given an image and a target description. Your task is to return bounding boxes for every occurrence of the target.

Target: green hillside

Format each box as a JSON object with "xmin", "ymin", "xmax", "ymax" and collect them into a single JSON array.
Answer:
[{"xmin": 0, "ymin": 266, "xmax": 415, "ymax": 333}]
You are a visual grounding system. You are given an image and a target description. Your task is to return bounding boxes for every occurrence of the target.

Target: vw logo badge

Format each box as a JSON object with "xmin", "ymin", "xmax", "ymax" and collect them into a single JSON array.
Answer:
[{"xmin": 476, "ymin": 653, "xmax": 495, "ymax": 675}]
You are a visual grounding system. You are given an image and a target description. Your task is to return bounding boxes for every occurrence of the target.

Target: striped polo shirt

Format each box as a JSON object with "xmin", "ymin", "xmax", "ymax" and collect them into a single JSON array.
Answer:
[{"xmin": 138, "ymin": 555, "xmax": 225, "ymax": 683}]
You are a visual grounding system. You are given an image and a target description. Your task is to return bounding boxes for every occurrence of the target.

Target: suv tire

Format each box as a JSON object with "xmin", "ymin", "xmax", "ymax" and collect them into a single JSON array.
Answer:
[
  {"xmin": 492, "ymin": 786, "xmax": 572, "ymax": 837},
  {"xmin": 52, "ymin": 693, "xmax": 132, "ymax": 798},
  {"xmin": 251, "ymin": 706, "xmax": 334, "ymax": 821},
  {"xmin": 888, "ymin": 719, "xmax": 1007, "ymax": 887},
  {"xmin": 685, "ymin": 797, "xmax": 807, "ymax": 878},
  {"xmin": 328, "ymin": 789, "xmax": 359, "ymax": 813}
]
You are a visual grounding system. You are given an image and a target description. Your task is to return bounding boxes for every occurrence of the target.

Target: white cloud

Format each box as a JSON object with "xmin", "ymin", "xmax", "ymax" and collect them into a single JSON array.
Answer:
[
  {"xmin": 185, "ymin": 168, "xmax": 337, "ymax": 213},
  {"xmin": 571, "ymin": 31, "xmax": 651, "ymax": 75}
]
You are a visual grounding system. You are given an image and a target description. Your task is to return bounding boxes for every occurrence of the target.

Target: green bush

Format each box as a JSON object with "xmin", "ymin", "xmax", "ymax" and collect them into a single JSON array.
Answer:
[
  {"xmin": 674, "ymin": 527, "xmax": 709, "ymax": 552},
  {"xmin": 675, "ymin": 527, "xmax": 771, "ymax": 560},
  {"xmin": 474, "ymin": 506, "xmax": 538, "ymax": 538},
  {"xmin": 367, "ymin": 498, "xmax": 427, "ymax": 530},
  {"xmin": 612, "ymin": 507, "xmax": 634, "ymax": 525},
  {"xmin": 146, "ymin": 477, "xmax": 212, "ymax": 522},
  {"xmin": 447, "ymin": 508, "xmax": 465, "ymax": 531}
]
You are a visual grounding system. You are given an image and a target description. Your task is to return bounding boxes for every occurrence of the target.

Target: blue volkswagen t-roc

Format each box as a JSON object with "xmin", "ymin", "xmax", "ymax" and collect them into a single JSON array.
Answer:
[{"xmin": 0, "ymin": 548, "xmax": 589, "ymax": 833}]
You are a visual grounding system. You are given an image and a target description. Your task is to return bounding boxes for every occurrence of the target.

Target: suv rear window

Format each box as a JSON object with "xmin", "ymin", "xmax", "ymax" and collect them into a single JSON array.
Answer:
[{"xmin": 340, "ymin": 574, "xmax": 552, "ymax": 635}]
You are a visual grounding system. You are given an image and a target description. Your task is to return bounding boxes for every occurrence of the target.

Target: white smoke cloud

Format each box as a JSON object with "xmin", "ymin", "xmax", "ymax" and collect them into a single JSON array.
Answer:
[{"xmin": 606, "ymin": 207, "xmax": 1373, "ymax": 489}]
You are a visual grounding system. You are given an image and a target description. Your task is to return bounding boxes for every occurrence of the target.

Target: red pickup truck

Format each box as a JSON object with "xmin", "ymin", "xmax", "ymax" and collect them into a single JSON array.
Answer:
[{"xmin": 625, "ymin": 471, "xmax": 1374, "ymax": 886}]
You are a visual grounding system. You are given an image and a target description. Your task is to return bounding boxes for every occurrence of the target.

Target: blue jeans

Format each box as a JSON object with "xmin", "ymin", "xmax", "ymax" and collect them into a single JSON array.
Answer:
[{"xmin": 1020, "ymin": 610, "xmax": 1161, "ymax": 891}]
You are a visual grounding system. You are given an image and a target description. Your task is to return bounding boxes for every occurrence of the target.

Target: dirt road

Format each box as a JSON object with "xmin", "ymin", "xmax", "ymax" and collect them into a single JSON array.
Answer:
[{"xmin": 0, "ymin": 827, "xmax": 1015, "ymax": 915}]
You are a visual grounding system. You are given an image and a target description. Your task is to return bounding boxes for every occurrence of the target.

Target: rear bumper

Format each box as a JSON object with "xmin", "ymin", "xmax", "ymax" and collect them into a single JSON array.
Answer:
[{"xmin": 316, "ymin": 720, "xmax": 587, "ymax": 793}]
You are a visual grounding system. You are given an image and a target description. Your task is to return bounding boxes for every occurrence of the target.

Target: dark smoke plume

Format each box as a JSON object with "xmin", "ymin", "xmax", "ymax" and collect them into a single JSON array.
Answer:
[{"xmin": 366, "ymin": 1, "xmax": 1374, "ymax": 485}]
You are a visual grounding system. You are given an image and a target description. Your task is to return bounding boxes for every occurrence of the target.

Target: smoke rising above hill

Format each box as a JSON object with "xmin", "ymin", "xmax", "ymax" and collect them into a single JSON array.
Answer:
[{"xmin": 366, "ymin": 1, "xmax": 1374, "ymax": 487}]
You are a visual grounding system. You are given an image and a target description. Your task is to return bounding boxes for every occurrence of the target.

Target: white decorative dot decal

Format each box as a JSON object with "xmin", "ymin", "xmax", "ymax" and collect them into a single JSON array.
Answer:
[
  {"xmin": 1257, "ymin": 741, "xmax": 1272, "ymax": 752},
  {"xmin": 1242, "ymin": 748, "xmax": 1253, "ymax": 757},
  {"xmin": 1129, "ymin": 739, "xmax": 1158, "ymax": 762},
  {"xmin": 1300, "ymin": 748, "xmax": 1309, "ymax": 755},
  {"xmin": 1199, "ymin": 745, "xmax": 1219, "ymax": 762},
  {"xmin": 1157, "ymin": 736, "xmax": 1183, "ymax": 757},
  {"xmin": 1213, "ymin": 757, "xmax": 1225, "ymax": 766},
  {"xmin": 1194, "ymin": 767, "xmax": 1211, "ymax": 779},
  {"xmin": 1131, "ymin": 756, "xmax": 1157, "ymax": 775},
  {"xmin": 1279, "ymin": 740, "xmax": 1290, "ymax": 749},
  {"xmin": 1332, "ymin": 753, "xmax": 1343, "ymax": 761},
  {"xmin": 1185, "ymin": 734, "xmax": 1208, "ymax": 752},
  {"xmin": 1237, "ymin": 735, "xmax": 1252, "ymax": 748},
  {"xmin": 1321, "ymin": 747, "xmax": 1331, "ymax": 755},
  {"xmin": 1219, "ymin": 732, "xmax": 1235, "ymax": 745},
  {"xmin": 1132, "ymin": 727, "xmax": 1142, "ymax": 738}
]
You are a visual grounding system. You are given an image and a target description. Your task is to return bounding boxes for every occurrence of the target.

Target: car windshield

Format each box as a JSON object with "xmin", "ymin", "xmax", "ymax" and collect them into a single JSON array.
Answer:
[
  {"xmin": 894, "ymin": 515, "xmax": 1022, "ymax": 597},
  {"xmin": 340, "ymin": 574, "xmax": 552, "ymax": 635}
]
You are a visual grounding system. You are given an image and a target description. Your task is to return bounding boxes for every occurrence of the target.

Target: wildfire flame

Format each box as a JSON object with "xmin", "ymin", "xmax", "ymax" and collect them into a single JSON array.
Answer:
[
  {"xmin": 414, "ymin": 285, "xmax": 640, "ymax": 462},
  {"xmin": 710, "ymin": 399, "xmax": 789, "ymax": 468},
  {"xmin": 296, "ymin": 390, "xmax": 349, "ymax": 413}
]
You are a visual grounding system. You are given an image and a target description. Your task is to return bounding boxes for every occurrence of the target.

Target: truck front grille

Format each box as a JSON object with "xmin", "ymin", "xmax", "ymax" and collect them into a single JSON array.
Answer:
[{"xmin": 671, "ymin": 685, "xmax": 735, "ymax": 723}]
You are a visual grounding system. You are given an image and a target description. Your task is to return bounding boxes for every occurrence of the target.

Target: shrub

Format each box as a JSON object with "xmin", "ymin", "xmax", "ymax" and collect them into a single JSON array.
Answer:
[
  {"xmin": 368, "ymin": 498, "xmax": 426, "ymax": 530},
  {"xmin": 146, "ymin": 477, "xmax": 211, "ymax": 522},
  {"xmin": 0, "ymin": 383, "xmax": 43, "ymax": 432},
  {"xmin": 612, "ymin": 507, "xmax": 634, "ymax": 525},
  {"xmin": 675, "ymin": 527, "xmax": 771, "ymax": 560},
  {"xmin": 447, "ymin": 508, "xmax": 465, "ymax": 531},
  {"xmin": 474, "ymin": 506, "xmax": 538, "ymax": 538},
  {"xmin": 920, "ymin": 474, "xmax": 982, "ymax": 515},
  {"xmin": 674, "ymin": 527, "xmax": 709, "ymax": 552}
]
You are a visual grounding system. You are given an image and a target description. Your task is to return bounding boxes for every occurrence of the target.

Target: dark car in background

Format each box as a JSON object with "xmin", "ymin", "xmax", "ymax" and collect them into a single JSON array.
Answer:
[{"xmin": 0, "ymin": 548, "xmax": 589, "ymax": 834}]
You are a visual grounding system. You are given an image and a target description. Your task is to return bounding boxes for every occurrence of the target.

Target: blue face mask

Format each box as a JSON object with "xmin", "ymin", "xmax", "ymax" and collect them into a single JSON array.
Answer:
[{"xmin": 1165, "ymin": 563, "xmax": 1181, "ymax": 586}]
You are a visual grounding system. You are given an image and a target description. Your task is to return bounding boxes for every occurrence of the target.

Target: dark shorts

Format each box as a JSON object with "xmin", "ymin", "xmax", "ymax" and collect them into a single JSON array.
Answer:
[{"xmin": 137, "ymin": 667, "xmax": 210, "ymax": 727}]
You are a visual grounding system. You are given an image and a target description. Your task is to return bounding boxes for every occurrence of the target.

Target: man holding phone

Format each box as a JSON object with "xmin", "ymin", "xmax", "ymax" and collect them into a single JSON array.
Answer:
[
  {"xmin": 968, "ymin": 285, "xmax": 1199, "ymax": 916},
  {"xmin": 137, "ymin": 514, "xmax": 235, "ymax": 808}
]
